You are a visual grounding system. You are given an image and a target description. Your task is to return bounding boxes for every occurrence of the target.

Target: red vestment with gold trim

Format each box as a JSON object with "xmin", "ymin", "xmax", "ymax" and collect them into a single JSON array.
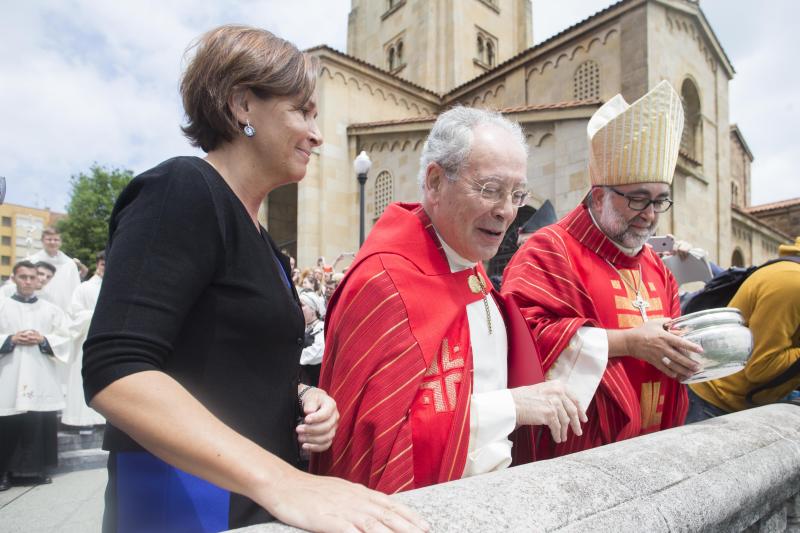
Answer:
[
  {"xmin": 501, "ymin": 204, "xmax": 687, "ymax": 459},
  {"xmin": 311, "ymin": 203, "xmax": 542, "ymax": 493}
]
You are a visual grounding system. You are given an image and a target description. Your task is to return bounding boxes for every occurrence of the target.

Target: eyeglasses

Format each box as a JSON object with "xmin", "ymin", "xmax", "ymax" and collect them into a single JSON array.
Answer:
[
  {"xmin": 608, "ymin": 188, "xmax": 673, "ymax": 213},
  {"xmin": 467, "ymin": 179, "xmax": 529, "ymax": 207}
]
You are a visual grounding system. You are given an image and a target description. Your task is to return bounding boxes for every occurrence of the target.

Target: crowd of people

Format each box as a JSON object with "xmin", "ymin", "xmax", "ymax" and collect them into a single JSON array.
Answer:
[
  {"xmin": 286, "ymin": 254, "xmax": 352, "ymax": 387},
  {"xmin": 2, "ymin": 23, "xmax": 796, "ymax": 533},
  {"xmin": 0, "ymin": 228, "xmax": 106, "ymax": 491}
]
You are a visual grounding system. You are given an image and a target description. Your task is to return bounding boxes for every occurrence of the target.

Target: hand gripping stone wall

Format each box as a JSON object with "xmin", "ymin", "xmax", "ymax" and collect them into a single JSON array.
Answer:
[{"xmin": 234, "ymin": 404, "xmax": 800, "ymax": 532}]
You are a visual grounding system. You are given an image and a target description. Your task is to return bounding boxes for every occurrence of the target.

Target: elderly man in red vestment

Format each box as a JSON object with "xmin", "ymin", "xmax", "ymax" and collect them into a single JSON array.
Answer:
[
  {"xmin": 502, "ymin": 81, "xmax": 704, "ymax": 460},
  {"xmin": 313, "ymin": 107, "xmax": 586, "ymax": 493}
]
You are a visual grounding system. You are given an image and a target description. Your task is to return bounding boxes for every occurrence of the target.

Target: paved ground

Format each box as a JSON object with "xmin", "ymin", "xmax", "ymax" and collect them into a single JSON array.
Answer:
[{"xmin": 0, "ymin": 468, "xmax": 106, "ymax": 532}]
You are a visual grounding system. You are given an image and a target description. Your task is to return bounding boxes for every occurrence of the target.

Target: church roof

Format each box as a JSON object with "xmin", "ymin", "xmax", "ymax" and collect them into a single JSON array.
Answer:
[
  {"xmin": 348, "ymin": 99, "xmax": 602, "ymax": 130},
  {"xmin": 499, "ymin": 99, "xmax": 602, "ymax": 114},
  {"xmin": 305, "ymin": 44, "xmax": 441, "ymax": 99},
  {"xmin": 348, "ymin": 115, "xmax": 435, "ymax": 129},
  {"xmin": 446, "ymin": 0, "xmax": 735, "ymax": 99},
  {"xmin": 746, "ymin": 197, "xmax": 800, "ymax": 214},
  {"xmin": 732, "ymin": 205, "xmax": 794, "ymax": 242}
]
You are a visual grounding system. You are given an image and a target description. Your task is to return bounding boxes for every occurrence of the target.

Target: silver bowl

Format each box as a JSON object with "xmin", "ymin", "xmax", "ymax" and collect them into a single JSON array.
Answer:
[
  {"xmin": 666, "ymin": 307, "xmax": 744, "ymax": 333},
  {"xmin": 665, "ymin": 308, "xmax": 753, "ymax": 384}
]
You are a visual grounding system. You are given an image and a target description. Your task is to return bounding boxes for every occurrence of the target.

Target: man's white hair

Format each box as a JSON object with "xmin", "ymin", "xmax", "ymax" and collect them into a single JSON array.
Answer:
[{"xmin": 417, "ymin": 106, "xmax": 528, "ymax": 188}]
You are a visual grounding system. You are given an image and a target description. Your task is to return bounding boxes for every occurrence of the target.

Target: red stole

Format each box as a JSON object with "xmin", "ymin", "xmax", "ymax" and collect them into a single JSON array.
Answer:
[
  {"xmin": 501, "ymin": 204, "xmax": 686, "ymax": 459},
  {"xmin": 312, "ymin": 203, "xmax": 542, "ymax": 491}
]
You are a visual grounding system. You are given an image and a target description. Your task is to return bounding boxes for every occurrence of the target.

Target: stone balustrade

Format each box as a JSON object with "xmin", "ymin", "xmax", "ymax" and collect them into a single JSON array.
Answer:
[{"xmin": 235, "ymin": 404, "xmax": 800, "ymax": 532}]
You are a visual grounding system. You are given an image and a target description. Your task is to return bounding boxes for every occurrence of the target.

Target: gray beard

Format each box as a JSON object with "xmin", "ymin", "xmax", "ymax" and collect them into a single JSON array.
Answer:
[
  {"xmin": 595, "ymin": 198, "xmax": 656, "ymax": 250},
  {"xmin": 606, "ymin": 226, "xmax": 653, "ymax": 250}
]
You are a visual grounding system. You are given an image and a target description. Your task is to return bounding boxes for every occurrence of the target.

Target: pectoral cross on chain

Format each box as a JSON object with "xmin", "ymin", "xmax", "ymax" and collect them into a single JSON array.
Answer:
[{"xmin": 632, "ymin": 292, "xmax": 650, "ymax": 322}]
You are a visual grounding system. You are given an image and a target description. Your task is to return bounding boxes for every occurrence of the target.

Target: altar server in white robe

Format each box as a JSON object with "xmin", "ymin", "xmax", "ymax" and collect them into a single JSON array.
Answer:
[
  {"xmin": 27, "ymin": 228, "xmax": 79, "ymax": 389},
  {"xmin": 61, "ymin": 252, "xmax": 105, "ymax": 428},
  {"xmin": 27, "ymin": 228, "xmax": 80, "ymax": 312},
  {"xmin": 35, "ymin": 261, "xmax": 56, "ymax": 291},
  {"xmin": 0, "ymin": 261, "xmax": 55, "ymax": 301},
  {"xmin": 0, "ymin": 261, "xmax": 71, "ymax": 490}
]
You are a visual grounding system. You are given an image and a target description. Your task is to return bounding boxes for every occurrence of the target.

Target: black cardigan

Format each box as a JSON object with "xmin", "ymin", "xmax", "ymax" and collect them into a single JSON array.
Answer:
[{"xmin": 83, "ymin": 156, "xmax": 305, "ymax": 514}]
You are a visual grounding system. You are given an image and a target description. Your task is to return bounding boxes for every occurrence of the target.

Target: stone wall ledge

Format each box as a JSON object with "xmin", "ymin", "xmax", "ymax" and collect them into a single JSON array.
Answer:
[{"xmin": 234, "ymin": 404, "xmax": 800, "ymax": 532}]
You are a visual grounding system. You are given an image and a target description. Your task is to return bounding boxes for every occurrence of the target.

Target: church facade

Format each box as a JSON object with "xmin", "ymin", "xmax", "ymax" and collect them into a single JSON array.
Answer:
[{"xmin": 260, "ymin": 0, "xmax": 789, "ymax": 270}]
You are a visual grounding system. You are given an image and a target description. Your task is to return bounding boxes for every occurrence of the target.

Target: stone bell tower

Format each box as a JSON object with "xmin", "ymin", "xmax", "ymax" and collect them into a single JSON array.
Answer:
[{"xmin": 346, "ymin": 0, "xmax": 533, "ymax": 94}]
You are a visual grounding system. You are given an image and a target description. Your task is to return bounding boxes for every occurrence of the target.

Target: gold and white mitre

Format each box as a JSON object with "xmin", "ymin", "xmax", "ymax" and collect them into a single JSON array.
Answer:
[{"xmin": 587, "ymin": 80, "xmax": 684, "ymax": 186}]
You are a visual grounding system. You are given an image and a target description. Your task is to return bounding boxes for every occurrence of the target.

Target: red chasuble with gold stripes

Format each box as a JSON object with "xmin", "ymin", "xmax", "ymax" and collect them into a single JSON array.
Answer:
[
  {"xmin": 311, "ymin": 203, "xmax": 542, "ymax": 493},
  {"xmin": 501, "ymin": 204, "xmax": 687, "ymax": 459}
]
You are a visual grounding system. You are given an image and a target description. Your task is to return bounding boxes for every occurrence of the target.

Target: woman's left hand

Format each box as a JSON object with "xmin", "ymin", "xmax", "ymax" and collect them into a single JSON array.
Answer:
[{"xmin": 296, "ymin": 386, "xmax": 339, "ymax": 453}]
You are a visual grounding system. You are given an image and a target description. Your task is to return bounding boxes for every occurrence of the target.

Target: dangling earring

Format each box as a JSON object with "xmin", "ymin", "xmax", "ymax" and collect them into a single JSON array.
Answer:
[{"xmin": 243, "ymin": 119, "xmax": 256, "ymax": 137}]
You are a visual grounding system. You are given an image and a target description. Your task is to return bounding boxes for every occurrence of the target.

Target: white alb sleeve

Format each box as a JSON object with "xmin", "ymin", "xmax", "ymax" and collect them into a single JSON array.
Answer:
[
  {"xmin": 546, "ymin": 326, "xmax": 608, "ymax": 411},
  {"xmin": 463, "ymin": 388, "xmax": 517, "ymax": 477}
]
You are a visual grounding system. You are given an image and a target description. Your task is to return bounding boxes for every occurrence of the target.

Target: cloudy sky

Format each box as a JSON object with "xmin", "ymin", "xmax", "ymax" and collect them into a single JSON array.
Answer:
[{"xmin": 1, "ymin": 0, "xmax": 797, "ymax": 212}]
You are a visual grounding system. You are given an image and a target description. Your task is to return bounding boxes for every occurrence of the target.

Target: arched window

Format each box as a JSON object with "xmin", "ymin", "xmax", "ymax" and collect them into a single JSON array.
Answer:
[
  {"xmin": 396, "ymin": 40, "xmax": 403, "ymax": 63},
  {"xmin": 374, "ymin": 171, "xmax": 394, "ymax": 219},
  {"xmin": 731, "ymin": 248, "xmax": 745, "ymax": 268},
  {"xmin": 388, "ymin": 47, "xmax": 395, "ymax": 71},
  {"xmin": 573, "ymin": 60, "xmax": 600, "ymax": 100},
  {"xmin": 681, "ymin": 79, "xmax": 701, "ymax": 161},
  {"xmin": 475, "ymin": 31, "xmax": 497, "ymax": 68}
]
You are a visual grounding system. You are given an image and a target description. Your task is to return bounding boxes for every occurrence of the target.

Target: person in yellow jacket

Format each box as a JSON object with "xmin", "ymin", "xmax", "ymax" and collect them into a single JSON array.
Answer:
[{"xmin": 686, "ymin": 237, "xmax": 800, "ymax": 422}]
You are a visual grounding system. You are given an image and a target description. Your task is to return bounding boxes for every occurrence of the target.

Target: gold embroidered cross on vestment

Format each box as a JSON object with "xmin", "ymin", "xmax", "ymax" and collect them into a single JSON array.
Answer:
[
  {"xmin": 605, "ymin": 259, "xmax": 649, "ymax": 321},
  {"xmin": 421, "ymin": 339, "xmax": 465, "ymax": 412}
]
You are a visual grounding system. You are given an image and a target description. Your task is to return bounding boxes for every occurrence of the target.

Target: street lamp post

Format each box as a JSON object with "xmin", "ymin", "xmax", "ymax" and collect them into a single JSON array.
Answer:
[{"xmin": 353, "ymin": 151, "xmax": 372, "ymax": 247}]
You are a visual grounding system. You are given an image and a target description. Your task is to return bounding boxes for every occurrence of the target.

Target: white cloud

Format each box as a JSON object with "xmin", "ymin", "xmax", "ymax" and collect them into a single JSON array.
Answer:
[{"xmin": 0, "ymin": 0, "xmax": 348, "ymax": 211}]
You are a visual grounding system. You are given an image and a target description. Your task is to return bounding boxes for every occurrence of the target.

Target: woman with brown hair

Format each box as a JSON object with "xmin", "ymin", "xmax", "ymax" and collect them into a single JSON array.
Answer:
[
  {"xmin": 298, "ymin": 267, "xmax": 319, "ymax": 292},
  {"xmin": 82, "ymin": 25, "xmax": 426, "ymax": 533}
]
